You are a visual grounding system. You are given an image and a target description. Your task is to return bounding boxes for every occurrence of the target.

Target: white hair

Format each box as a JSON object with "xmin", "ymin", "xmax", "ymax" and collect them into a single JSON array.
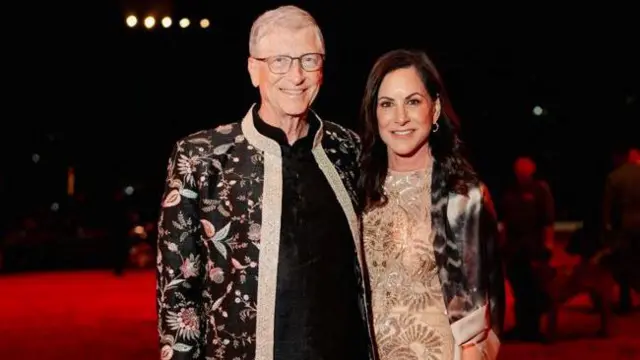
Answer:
[{"xmin": 249, "ymin": 5, "xmax": 325, "ymax": 57}]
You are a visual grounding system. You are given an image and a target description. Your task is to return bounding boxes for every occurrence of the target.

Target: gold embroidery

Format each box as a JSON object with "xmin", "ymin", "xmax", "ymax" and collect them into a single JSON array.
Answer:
[{"xmin": 364, "ymin": 167, "xmax": 455, "ymax": 360}]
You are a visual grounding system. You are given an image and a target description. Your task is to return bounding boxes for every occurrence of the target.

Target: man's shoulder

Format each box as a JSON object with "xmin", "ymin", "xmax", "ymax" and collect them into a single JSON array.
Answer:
[
  {"xmin": 321, "ymin": 120, "xmax": 361, "ymax": 147},
  {"xmin": 174, "ymin": 122, "xmax": 243, "ymax": 150}
]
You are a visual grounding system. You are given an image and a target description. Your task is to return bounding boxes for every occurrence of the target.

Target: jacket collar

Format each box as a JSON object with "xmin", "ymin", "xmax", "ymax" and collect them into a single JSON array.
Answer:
[{"xmin": 241, "ymin": 103, "xmax": 324, "ymax": 156}]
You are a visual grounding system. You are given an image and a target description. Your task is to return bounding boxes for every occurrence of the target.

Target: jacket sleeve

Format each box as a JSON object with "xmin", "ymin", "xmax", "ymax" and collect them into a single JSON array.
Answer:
[
  {"xmin": 156, "ymin": 140, "xmax": 206, "ymax": 360},
  {"xmin": 479, "ymin": 184, "xmax": 505, "ymax": 337},
  {"xmin": 449, "ymin": 184, "xmax": 505, "ymax": 359}
]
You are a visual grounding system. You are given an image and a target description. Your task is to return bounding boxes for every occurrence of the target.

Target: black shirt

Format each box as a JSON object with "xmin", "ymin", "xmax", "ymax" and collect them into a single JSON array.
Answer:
[{"xmin": 253, "ymin": 107, "xmax": 369, "ymax": 360}]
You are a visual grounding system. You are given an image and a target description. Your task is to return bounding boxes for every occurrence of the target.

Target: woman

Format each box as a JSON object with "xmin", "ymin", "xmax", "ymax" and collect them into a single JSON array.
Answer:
[{"xmin": 359, "ymin": 49, "xmax": 504, "ymax": 360}]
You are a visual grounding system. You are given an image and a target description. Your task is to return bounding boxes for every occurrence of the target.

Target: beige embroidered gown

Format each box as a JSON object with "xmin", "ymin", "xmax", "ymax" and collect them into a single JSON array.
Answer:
[{"xmin": 363, "ymin": 168, "xmax": 455, "ymax": 360}]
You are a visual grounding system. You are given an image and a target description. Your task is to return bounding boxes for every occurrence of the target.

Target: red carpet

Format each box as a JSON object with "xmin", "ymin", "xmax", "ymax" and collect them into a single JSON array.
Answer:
[
  {"xmin": 0, "ymin": 270, "xmax": 157, "ymax": 360},
  {"xmin": 0, "ymin": 269, "xmax": 638, "ymax": 359}
]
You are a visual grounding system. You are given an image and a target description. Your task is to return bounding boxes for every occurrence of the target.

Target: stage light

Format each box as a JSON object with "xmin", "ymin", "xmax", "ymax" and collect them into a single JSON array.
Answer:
[
  {"xmin": 533, "ymin": 105, "xmax": 543, "ymax": 116},
  {"xmin": 161, "ymin": 16, "xmax": 172, "ymax": 28},
  {"xmin": 200, "ymin": 19, "xmax": 210, "ymax": 28},
  {"xmin": 126, "ymin": 15, "xmax": 137, "ymax": 27},
  {"xmin": 179, "ymin": 18, "xmax": 190, "ymax": 28},
  {"xmin": 144, "ymin": 16, "xmax": 156, "ymax": 29}
]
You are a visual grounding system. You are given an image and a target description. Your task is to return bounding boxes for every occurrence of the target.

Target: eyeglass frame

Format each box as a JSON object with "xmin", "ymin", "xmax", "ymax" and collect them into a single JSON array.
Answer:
[{"xmin": 251, "ymin": 53, "xmax": 325, "ymax": 74}]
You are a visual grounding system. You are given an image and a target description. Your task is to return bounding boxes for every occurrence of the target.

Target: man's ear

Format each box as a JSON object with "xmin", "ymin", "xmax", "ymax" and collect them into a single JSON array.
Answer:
[{"xmin": 248, "ymin": 57, "xmax": 260, "ymax": 88}]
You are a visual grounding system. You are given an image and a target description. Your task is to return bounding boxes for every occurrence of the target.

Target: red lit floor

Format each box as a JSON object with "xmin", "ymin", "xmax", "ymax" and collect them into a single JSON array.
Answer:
[{"xmin": 0, "ymin": 269, "xmax": 638, "ymax": 359}]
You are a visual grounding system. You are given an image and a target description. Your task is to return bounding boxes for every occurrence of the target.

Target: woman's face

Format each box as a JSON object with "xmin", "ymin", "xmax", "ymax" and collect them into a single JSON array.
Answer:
[{"xmin": 376, "ymin": 66, "xmax": 440, "ymax": 160}]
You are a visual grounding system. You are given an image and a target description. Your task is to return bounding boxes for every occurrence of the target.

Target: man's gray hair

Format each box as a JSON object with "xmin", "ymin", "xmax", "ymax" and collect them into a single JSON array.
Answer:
[{"xmin": 249, "ymin": 5, "xmax": 325, "ymax": 57}]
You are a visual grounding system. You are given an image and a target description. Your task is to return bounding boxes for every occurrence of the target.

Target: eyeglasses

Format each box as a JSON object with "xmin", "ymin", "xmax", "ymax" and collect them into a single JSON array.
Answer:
[{"xmin": 252, "ymin": 53, "xmax": 325, "ymax": 74}]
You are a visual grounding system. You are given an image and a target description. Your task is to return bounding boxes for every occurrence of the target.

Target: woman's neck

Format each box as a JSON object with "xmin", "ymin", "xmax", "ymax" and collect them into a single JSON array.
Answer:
[{"xmin": 388, "ymin": 145, "xmax": 433, "ymax": 172}]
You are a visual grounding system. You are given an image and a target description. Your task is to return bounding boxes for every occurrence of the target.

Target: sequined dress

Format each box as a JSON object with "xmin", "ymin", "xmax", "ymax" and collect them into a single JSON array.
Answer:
[{"xmin": 363, "ymin": 167, "xmax": 455, "ymax": 360}]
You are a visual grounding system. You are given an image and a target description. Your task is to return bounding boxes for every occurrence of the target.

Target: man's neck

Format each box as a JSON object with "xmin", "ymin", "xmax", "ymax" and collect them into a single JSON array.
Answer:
[{"xmin": 258, "ymin": 106, "xmax": 309, "ymax": 145}]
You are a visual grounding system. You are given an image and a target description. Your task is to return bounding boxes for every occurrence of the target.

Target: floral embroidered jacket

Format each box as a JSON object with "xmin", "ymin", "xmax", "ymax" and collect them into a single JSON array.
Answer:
[{"xmin": 156, "ymin": 106, "xmax": 375, "ymax": 360}]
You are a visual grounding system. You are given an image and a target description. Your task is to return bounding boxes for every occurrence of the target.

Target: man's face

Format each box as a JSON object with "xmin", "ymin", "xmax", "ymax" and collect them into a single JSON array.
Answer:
[{"xmin": 248, "ymin": 26, "xmax": 324, "ymax": 119}]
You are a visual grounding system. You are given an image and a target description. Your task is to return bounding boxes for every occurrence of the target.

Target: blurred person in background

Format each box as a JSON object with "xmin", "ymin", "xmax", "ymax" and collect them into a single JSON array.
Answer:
[
  {"xmin": 501, "ymin": 156, "xmax": 555, "ymax": 341},
  {"xmin": 603, "ymin": 144, "xmax": 640, "ymax": 314}
]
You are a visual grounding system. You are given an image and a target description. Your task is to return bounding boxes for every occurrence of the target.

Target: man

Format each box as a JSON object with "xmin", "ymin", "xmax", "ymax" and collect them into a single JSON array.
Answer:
[
  {"xmin": 501, "ymin": 156, "xmax": 555, "ymax": 341},
  {"xmin": 156, "ymin": 6, "xmax": 375, "ymax": 360},
  {"xmin": 603, "ymin": 145, "xmax": 640, "ymax": 314}
]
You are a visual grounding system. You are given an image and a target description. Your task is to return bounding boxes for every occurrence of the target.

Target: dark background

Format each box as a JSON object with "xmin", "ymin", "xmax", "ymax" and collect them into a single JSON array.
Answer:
[
  {"xmin": 4, "ymin": 1, "xmax": 638, "ymax": 224},
  {"xmin": 1, "ymin": 4, "xmax": 638, "ymax": 358}
]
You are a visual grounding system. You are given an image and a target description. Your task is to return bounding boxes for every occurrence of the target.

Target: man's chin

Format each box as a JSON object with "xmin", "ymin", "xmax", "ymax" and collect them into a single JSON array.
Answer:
[{"xmin": 281, "ymin": 104, "xmax": 312, "ymax": 117}]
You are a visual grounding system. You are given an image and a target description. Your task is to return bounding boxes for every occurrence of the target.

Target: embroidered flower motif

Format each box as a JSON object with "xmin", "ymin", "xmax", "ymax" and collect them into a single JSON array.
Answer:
[
  {"xmin": 180, "ymin": 255, "xmax": 199, "ymax": 279},
  {"xmin": 247, "ymin": 223, "xmax": 261, "ymax": 241},
  {"xmin": 177, "ymin": 154, "xmax": 199, "ymax": 185},
  {"xmin": 201, "ymin": 219, "xmax": 216, "ymax": 238},
  {"xmin": 160, "ymin": 345, "xmax": 174, "ymax": 360},
  {"xmin": 209, "ymin": 267, "xmax": 224, "ymax": 284},
  {"xmin": 162, "ymin": 189, "xmax": 181, "ymax": 208},
  {"xmin": 167, "ymin": 307, "xmax": 201, "ymax": 342},
  {"xmin": 216, "ymin": 124, "xmax": 233, "ymax": 134}
]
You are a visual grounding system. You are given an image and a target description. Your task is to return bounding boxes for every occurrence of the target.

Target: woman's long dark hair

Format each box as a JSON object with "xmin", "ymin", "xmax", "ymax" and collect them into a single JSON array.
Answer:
[{"xmin": 359, "ymin": 49, "xmax": 478, "ymax": 211}]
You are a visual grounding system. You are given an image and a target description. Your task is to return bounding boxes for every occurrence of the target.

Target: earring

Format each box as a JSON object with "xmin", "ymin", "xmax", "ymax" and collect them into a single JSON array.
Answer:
[{"xmin": 432, "ymin": 122, "xmax": 439, "ymax": 133}]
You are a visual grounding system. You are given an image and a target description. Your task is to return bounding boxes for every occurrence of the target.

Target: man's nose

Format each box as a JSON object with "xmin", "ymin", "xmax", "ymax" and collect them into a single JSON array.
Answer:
[{"xmin": 286, "ymin": 59, "xmax": 305, "ymax": 83}]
